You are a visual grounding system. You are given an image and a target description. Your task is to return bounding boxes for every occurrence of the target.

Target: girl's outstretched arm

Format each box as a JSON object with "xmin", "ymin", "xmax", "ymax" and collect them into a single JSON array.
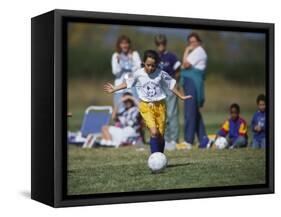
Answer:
[
  {"xmin": 103, "ymin": 82, "xmax": 127, "ymax": 94},
  {"xmin": 171, "ymin": 85, "xmax": 192, "ymax": 100}
]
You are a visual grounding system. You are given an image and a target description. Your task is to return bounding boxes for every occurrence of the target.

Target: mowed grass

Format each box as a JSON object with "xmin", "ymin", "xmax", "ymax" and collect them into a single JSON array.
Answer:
[
  {"xmin": 68, "ymin": 146, "xmax": 265, "ymax": 195},
  {"xmin": 67, "ymin": 78, "xmax": 266, "ymax": 195}
]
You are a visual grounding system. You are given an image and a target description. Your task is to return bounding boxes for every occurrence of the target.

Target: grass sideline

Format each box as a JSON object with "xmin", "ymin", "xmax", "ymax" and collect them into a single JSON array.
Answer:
[{"xmin": 67, "ymin": 145, "xmax": 265, "ymax": 195}]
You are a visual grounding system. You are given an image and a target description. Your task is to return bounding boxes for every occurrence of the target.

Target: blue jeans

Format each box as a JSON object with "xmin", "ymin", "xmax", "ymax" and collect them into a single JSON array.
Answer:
[
  {"xmin": 113, "ymin": 92, "xmax": 124, "ymax": 113},
  {"xmin": 230, "ymin": 136, "xmax": 247, "ymax": 149},
  {"xmin": 165, "ymin": 91, "xmax": 179, "ymax": 142},
  {"xmin": 183, "ymin": 77, "xmax": 208, "ymax": 148},
  {"xmin": 252, "ymin": 138, "xmax": 265, "ymax": 148}
]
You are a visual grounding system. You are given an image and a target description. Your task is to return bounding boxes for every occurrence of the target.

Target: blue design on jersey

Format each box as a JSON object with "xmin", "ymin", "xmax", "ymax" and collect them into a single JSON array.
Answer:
[{"xmin": 142, "ymin": 81, "xmax": 160, "ymax": 99}]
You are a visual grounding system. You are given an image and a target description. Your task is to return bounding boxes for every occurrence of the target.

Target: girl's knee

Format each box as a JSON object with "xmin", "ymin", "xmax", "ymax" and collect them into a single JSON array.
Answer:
[
  {"xmin": 102, "ymin": 125, "xmax": 108, "ymax": 131},
  {"xmin": 150, "ymin": 128, "xmax": 159, "ymax": 137}
]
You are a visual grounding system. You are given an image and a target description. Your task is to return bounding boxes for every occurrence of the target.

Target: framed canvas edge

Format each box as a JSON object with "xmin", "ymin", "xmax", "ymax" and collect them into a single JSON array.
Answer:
[{"xmin": 51, "ymin": 9, "xmax": 274, "ymax": 207}]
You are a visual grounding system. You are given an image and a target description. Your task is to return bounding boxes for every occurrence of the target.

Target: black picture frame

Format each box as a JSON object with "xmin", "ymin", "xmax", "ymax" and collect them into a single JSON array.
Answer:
[{"xmin": 31, "ymin": 9, "xmax": 274, "ymax": 207}]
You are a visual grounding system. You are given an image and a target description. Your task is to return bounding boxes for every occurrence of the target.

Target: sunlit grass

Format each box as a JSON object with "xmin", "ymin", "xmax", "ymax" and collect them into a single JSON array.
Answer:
[
  {"xmin": 67, "ymin": 77, "xmax": 266, "ymax": 195},
  {"xmin": 68, "ymin": 145, "xmax": 266, "ymax": 195}
]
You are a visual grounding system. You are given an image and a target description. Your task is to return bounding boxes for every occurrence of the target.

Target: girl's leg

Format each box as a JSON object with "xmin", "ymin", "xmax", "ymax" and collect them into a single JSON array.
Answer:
[
  {"xmin": 101, "ymin": 127, "xmax": 106, "ymax": 139},
  {"xmin": 101, "ymin": 126, "xmax": 112, "ymax": 141},
  {"xmin": 183, "ymin": 77, "xmax": 197, "ymax": 144},
  {"xmin": 155, "ymin": 101, "xmax": 166, "ymax": 152},
  {"xmin": 149, "ymin": 127, "xmax": 163, "ymax": 153},
  {"xmin": 139, "ymin": 101, "xmax": 165, "ymax": 153}
]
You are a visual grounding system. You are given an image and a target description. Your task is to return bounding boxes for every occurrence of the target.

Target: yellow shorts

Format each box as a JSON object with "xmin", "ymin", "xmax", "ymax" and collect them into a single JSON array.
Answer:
[{"xmin": 138, "ymin": 100, "xmax": 166, "ymax": 135}]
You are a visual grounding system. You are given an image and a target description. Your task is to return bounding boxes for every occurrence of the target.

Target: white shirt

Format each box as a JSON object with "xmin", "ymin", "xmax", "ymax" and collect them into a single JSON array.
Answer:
[
  {"xmin": 125, "ymin": 68, "xmax": 176, "ymax": 102},
  {"xmin": 111, "ymin": 51, "xmax": 141, "ymax": 93},
  {"xmin": 118, "ymin": 106, "xmax": 140, "ymax": 131},
  {"xmin": 187, "ymin": 46, "xmax": 207, "ymax": 71}
]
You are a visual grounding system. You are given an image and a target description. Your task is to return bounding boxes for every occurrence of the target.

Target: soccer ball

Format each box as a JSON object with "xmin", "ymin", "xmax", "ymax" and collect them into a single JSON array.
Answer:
[
  {"xmin": 215, "ymin": 137, "xmax": 228, "ymax": 149},
  {"xmin": 148, "ymin": 152, "xmax": 167, "ymax": 173}
]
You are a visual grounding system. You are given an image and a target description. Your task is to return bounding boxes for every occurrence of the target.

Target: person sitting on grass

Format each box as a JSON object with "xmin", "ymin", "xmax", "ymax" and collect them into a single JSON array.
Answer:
[
  {"xmin": 251, "ymin": 94, "xmax": 266, "ymax": 148},
  {"xmin": 99, "ymin": 92, "xmax": 141, "ymax": 148},
  {"xmin": 217, "ymin": 103, "xmax": 248, "ymax": 149}
]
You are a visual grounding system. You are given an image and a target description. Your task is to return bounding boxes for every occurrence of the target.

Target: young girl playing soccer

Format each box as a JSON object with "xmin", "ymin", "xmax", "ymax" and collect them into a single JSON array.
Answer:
[{"xmin": 104, "ymin": 50, "xmax": 192, "ymax": 153}]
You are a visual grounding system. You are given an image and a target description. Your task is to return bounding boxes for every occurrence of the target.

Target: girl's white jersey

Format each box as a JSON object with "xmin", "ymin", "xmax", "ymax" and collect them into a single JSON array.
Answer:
[{"xmin": 125, "ymin": 68, "xmax": 176, "ymax": 102}]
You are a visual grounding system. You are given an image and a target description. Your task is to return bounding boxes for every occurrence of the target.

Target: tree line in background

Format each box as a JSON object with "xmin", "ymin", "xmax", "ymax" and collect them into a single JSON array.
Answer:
[{"xmin": 67, "ymin": 23, "xmax": 266, "ymax": 85}]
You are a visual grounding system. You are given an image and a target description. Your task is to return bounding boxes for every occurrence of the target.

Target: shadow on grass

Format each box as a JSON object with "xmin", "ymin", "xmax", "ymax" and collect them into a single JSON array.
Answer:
[{"xmin": 167, "ymin": 162, "xmax": 192, "ymax": 168}]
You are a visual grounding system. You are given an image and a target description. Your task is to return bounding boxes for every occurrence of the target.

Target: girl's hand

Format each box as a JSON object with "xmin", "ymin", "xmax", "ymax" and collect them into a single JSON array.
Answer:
[
  {"xmin": 171, "ymin": 85, "xmax": 192, "ymax": 100},
  {"xmin": 103, "ymin": 83, "xmax": 115, "ymax": 93},
  {"xmin": 180, "ymin": 95, "xmax": 192, "ymax": 100}
]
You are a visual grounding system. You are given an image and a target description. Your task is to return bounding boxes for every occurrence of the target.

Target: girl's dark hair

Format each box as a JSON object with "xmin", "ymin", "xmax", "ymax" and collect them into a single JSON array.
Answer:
[
  {"xmin": 116, "ymin": 35, "xmax": 132, "ymax": 53},
  {"xmin": 187, "ymin": 32, "xmax": 202, "ymax": 43},
  {"xmin": 230, "ymin": 103, "xmax": 240, "ymax": 113},
  {"xmin": 256, "ymin": 94, "xmax": 266, "ymax": 104},
  {"xmin": 142, "ymin": 50, "xmax": 160, "ymax": 66}
]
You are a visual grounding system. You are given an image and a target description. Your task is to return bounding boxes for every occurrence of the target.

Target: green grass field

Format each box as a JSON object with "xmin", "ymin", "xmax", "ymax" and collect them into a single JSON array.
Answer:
[
  {"xmin": 67, "ymin": 109, "xmax": 266, "ymax": 196},
  {"xmin": 68, "ymin": 145, "xmax": 265, "ymax": 195},
  {"xmin": 67, "ymin": 78, "xmax": 266, "ymax": 195}
]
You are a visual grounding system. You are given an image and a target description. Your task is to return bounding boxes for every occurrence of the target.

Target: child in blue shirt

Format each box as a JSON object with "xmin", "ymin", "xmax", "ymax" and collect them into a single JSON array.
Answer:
[
  {"xmin": 251, "ymin": 94, "xmax": 266, "ymax": 148},
  {"xmin": 217, "ymin": 103, "xmax": 248, "ymax": 148}
]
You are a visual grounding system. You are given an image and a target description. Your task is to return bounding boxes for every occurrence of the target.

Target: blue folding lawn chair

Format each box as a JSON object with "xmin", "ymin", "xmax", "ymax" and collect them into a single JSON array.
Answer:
[{"xmin": 68, "ymin": 106, "xmax": 112, "ymax": 148}]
